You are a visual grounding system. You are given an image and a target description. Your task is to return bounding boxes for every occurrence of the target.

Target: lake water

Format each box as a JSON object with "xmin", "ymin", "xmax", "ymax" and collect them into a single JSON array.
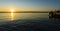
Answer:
[
  {"xmin": 1, "ymin": 13, "xmax": 60, "ymax": 31},
  {"xmin": 0, "ymin": 13, "xmax": 48, "ymax": 22}
]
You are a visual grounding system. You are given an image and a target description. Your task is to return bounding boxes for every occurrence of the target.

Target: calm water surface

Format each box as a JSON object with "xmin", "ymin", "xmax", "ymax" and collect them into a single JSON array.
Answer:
[{"xmin": 0, "ymin": 13, "xmax": 48, "ymax": 22}]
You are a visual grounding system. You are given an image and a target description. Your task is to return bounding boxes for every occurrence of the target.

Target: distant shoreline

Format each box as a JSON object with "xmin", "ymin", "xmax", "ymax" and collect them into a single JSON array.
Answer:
[
  {"xmin": 0, "ymin": 11, "xmax": 48, "ymax": 13},
  {"xmin": 0, "ymin": 12, "xmax": 48, "ymax": 13}
]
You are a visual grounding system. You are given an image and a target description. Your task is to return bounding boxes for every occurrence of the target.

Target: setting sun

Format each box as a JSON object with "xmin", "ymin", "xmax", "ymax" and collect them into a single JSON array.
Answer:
[{"xmin": 10, "ymin": 9, "xmax": 14, "ymax": 13}]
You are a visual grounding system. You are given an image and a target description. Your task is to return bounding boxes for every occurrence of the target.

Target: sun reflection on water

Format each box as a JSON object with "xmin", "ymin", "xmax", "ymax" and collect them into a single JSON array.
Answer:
[
  {"xmin": 10, "ymin": 9, "xmax": 14, "ymax": 21},
  {"xmin": 11, "ymin": 12, "xmax": 14, "ymax": 20}
]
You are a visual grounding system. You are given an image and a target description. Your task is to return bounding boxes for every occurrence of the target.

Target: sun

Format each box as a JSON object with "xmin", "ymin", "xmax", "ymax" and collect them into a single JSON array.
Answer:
[{"xmin": 10, "ymin": 9, "xmax": 14, "ymax": 13}]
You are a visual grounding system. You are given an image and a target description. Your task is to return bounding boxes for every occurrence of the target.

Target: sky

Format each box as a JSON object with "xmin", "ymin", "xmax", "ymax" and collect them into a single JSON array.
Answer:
[{"xmin": 0, "ymin": 0, "xmax": 60, "ymax": 12}]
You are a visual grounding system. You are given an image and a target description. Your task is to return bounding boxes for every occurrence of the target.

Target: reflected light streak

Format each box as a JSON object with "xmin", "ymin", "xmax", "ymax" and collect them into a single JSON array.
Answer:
[{"xmin": 10, "ymin": 9, "xmax": 14, "ymax": 20}]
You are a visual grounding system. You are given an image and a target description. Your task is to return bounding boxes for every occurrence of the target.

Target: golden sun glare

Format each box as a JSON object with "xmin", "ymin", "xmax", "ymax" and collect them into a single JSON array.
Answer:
[
  {"xmin": 10, "ymin": 9, "xmax": 14, "ymax": 13},
  {"xmin": 10, "ymin": 9, "xmax": 14, "ymax": 20}
]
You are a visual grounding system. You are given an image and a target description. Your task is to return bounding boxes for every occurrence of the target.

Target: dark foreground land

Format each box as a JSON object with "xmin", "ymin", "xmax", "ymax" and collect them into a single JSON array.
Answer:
[{"xmin": 0, "ymin": 19, "xmax": 60, "ymax": 31}]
